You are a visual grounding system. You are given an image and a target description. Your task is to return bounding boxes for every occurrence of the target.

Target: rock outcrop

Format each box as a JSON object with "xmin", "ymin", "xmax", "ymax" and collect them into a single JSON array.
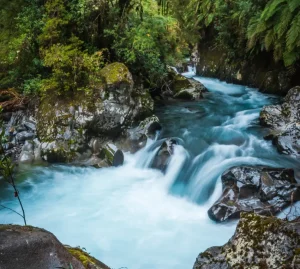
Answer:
[
  {"xmin": 0, "ymin": 225, "xmax": 110, "ymax": 269},
  {"xmin": 2, "ymin": 62, "xmax": 155, "ymax": 167},
  {"xmin": 171, "ymin": 73, "xmax": 207, "ymax": 101},
  {"xmin": 208, "ymin": 166, "xmax": 300, "ymax": 222},
  {"xmin": 157, "ymin": 68, "xmax": 207, "ymax": 101},
  {"xmin": 260, "ymin": 86, "xmax": 300, "ymax": 157},
  {"xmin": 194, "ymin": 213, "xmax": 300, "ymax": 269}
]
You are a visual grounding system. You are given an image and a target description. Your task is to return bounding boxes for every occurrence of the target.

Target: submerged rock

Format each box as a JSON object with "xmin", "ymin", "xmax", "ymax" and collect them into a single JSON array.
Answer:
[
  {"xmin": 208, "ymin": 166, "xmax": 300, "ymax": 222},
  {"xmin": 260, "ymin": 86, "xmax": 300, "ymax": 157},
  {"xmin": 0, "ymin": 225, "xmax": 110, "ymax": 269},
  {"xmin": 151, "ymin": 138, "xmax": 178, "ymax": 173},
  {"xmin": 193, "ymin": 213, "xmax": 300, "ymax": 269}
]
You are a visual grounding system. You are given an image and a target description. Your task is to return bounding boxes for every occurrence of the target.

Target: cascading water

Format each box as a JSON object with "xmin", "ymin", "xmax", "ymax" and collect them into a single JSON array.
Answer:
[
  {"xmin": 0, "ymin": 75, "xmax": 299, "ymax": 269},
  {"xmin": 182, "ymin": 66, "xmax": 196, "ymax": 78}
]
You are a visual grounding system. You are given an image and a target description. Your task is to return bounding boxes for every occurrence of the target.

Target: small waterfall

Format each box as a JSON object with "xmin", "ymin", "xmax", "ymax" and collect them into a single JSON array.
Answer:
[
  {"xmin": 187, "ymin": 66, "xmax": 196, "ymax": 74},
  {"xmin": 182, "ymin": 65, "xmax": 196, "ymax": 78}
]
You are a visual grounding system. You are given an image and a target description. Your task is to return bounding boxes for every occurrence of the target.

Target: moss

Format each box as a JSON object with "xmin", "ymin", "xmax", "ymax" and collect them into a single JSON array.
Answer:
[
  {"xmin": 67, "ymin": 247, "xmax": 101, "ymax": 269},
  {"xmin": 99, "ymin": 144, "xmax": 115, "ymax": 165},
  {"xmin": 295, "ymin": 248, "xmax": 300, "ymax": 256},
  {"xmin": 226, "ymin": 200, "xmax": 236, "ymax": 206},
  {"xmin": 174, "ymin": 90, "xmax": 193, "ymax": 100},
  {"xmin": 172, "ymin": 74, "xmax": 193, "ymax": 93},
  {"xmin": 99, "ymin": 62, "xmax": 132, "ymax": 86}
]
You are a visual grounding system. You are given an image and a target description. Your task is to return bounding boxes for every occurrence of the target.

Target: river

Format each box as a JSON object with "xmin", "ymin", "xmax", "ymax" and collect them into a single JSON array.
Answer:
[{"xmin": 0, "ymin": 75, "xmax": 299, "ymax": 269}]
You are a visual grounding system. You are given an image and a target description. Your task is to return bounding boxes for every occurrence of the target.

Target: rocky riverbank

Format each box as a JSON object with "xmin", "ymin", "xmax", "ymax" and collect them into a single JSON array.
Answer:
[
  {"xmin": 193, "ymin": 213, "xmax": 300, "ymax": 268},
  {"xmin": 1, "ymin": 63, "xmax": 206, "ymax": 169}
]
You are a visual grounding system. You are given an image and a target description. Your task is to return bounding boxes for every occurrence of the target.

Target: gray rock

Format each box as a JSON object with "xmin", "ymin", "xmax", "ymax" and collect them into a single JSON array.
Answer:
[
  {"xmin": 113, "ymin": 149, "xmax": 124, "ymax": 167},
  {"xmin": 208, "ymin": 166, "xmax": 300, "ymax": 222},
  {"xmin": 0, "ymin": 225, "xmax": 110, "ymax": 269},
  {"xmin": 260, "ymin": 86, "xmax": 300, "ymax": 157},
  {"xmin": 24, "ymin": 120, "xmax": 36, "ymax": 131},
  {"xmin": 193, "ymin": 213, "xmax": 300, "ymax": 269},
  {"xmin": 170, "ymin": 72, "xmax": 207, "ymax": 101},
  {"xmin": 114, "ymin": 115, "xmax": 162, "ymax": 153},
  {"xmin": 15, "ymin": 131, "xmax": 35, "ymax": 142},
  {"xmin": 151, "ymin": 138, "xmax": 178, "ymax": 173},
  {"xmin": 36, "ymin": 63, "xmax": 154, "ymax": 164}
]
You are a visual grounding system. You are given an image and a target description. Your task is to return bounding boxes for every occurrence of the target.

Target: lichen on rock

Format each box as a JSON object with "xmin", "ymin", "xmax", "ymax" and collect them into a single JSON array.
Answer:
[
  {"xmin": 33, "ymin": 62, "xmax": 154, "ymax": 167},
  {"xmin": 260, "ymin": 86, "xmax": 300, "ymax": 157},
  {"xmin": 193, "ymin": 213, "xmax": 300, "ymax": 269}
]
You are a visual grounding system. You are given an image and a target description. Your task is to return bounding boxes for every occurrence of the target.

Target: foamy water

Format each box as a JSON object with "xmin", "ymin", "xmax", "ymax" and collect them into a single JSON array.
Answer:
[{"xmin": 1, "ymin": 76, "xmax": 299, "ymax": 269}]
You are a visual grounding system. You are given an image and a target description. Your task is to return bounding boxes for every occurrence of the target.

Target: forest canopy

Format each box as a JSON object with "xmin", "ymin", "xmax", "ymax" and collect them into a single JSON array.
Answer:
[{"xmin": 0, "ymin": 0, "xmax": 299, "ymax": 95}]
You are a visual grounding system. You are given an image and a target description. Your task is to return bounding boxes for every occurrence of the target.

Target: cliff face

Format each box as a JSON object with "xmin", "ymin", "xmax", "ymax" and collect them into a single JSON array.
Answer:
[{"xmin": 195, "ymin": 43, "xmax": 300, "ymax": 95}]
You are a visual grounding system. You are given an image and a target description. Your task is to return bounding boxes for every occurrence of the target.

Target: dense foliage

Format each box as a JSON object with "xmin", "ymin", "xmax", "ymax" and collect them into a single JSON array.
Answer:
[
  {"xmin": 0, "ymin": 0, "xmax": 299, "ymax": 96},
  {"xmin": 0, "ymin": 0, "xmax": 187, "ymax": 94},
  {"xmin": 174, "ymin": 0, "xmax": 300, "ymax": 66}
]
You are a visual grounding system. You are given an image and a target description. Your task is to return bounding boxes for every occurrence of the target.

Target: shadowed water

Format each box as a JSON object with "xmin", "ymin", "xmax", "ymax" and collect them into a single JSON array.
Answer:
[{"xmin": 0, "ymin": 76, "xmax": 299, "ymax": 269}]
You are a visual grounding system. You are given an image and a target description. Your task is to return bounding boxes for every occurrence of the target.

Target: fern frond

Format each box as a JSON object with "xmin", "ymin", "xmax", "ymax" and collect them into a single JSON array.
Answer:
[
  {"xmin": 275, "ymin": 6, "xmax": 293, "ymax": 38},
  {"xmin": 264, "ymin": 29, "xmax": 275, "ymax": 50},
  {"xmin": 261, "ymin": 0, "xmax": 286, "ymax": 21},
  {"xmin": 283, "ymin": 50, "xmax": 299, "ymax": 66},
  {"xmin": 286, "ymin": 11, "xmax": 300, "ymax": 51},
  {"xmin": 273, "ymin": 42, "xmax": 284, "ymax": 62},
  {"xmin": 287, "ymin": 0, "xmax": 300, "ymax": 12}
]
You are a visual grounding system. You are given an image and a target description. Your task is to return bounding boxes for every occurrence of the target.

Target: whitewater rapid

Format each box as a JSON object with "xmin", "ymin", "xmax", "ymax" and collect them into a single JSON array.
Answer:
[{"xmin": 0, "ymin": 76, "xmax": 299, "ymax": 269}]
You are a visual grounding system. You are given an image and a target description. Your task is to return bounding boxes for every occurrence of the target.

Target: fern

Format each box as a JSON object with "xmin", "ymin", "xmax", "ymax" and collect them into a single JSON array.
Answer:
[
  {"xmin": 287, "ymin": 0, "xmax": 300, "ymax": 12},
  {"xmin": 275, "ymin": 6, "xmax": 293, "ymax": 38},
  {"xmin": 264, "ymin": 29, "xmax": 275, "ymax": 50},
  {"xmin": 261, "ymin": 0, "xmax": 285, "ymax": 21},
  {"xmin": 283, "ymin": 50, "xmax": 299, "ymax": 66},
  {"xmin": 286, "ymin": 11, "xmax": 300, "ymax": 51}
]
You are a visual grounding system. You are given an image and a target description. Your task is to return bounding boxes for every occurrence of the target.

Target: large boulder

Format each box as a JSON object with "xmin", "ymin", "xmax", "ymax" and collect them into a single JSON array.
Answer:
[
  {"xmin": 0, "ymin": 225, "xmax": 110, "ymax": 269},
  {"xmin": 260, "ymin": 86, "xmax": 300, "ymax": 157},
  {"xmin": 193, "ymin": 213, "xmax": 300, "ymax": 269},
  {"xmin": 159, "ymin": 68, "xmax": 207, "ymax": 101},
  {"xmin": 208, "ymin": 166, "xmax": 300, "ymax": 222},
  {"xmin": 35, "ymin": 62, "xmax": 154, "ymax": 165},
  {"xmin": 171, "ymin": 73, "xmax": 207, "ymax": 101}
]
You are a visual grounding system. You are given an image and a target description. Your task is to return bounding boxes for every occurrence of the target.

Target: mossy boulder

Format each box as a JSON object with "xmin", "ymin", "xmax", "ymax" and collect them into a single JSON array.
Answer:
[
  {"xmin": 193, "ymin": 213, "xmax": 300, "ymax": 269},
  {"xmin": 99, "ymin": 62, "xmax": 133, "ymax": 89},
  {"xmin": 0, "ymin": 224, "xmax": 110, "ymax": 269},
  {"xmin": 172, "ymin": 74, "xmax": 194, "ymax": 93},
  {"xmin": 35, "ymin": 62, "xmax": 154, "ymax": 165},
  {"xmin": 167, "ymin": 70, "xmax": 207, "ymax": 100}
]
